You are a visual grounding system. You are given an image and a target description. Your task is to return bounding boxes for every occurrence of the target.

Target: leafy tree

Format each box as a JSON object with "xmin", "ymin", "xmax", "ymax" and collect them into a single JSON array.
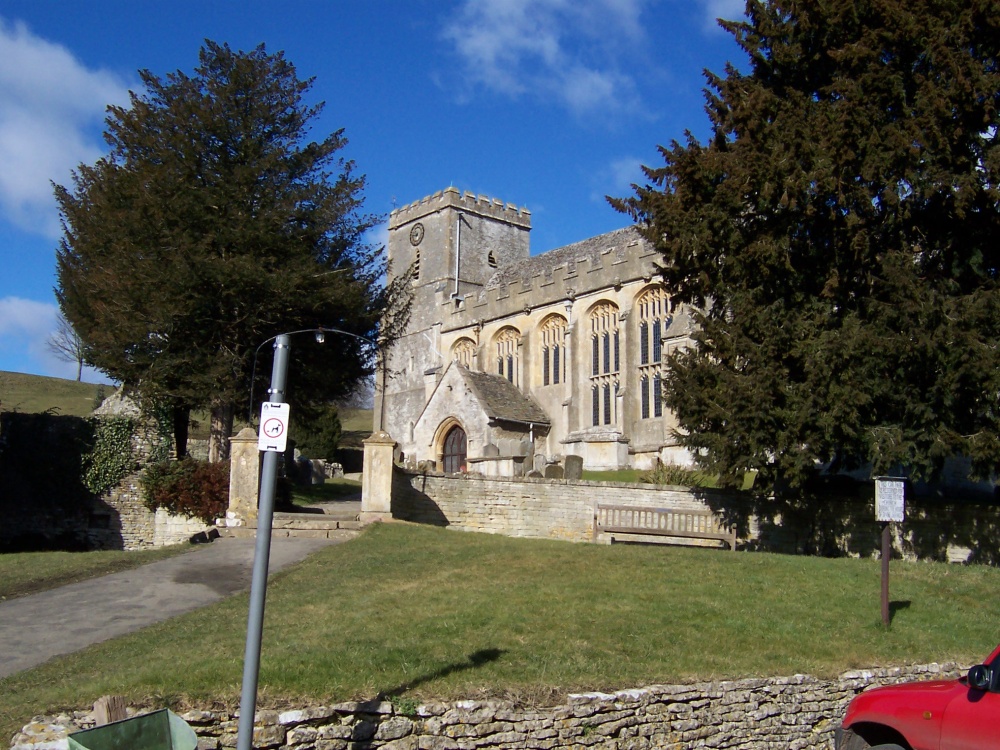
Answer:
[
  {"xmin": 46, "ymin": 313, "xmax": 86, "ymax": 381},
  {"xmin": 56, "ymin": 41, "xmax": 409, "ymax": 461},
  {"xmin": 615, "ymin": 1, "xmax": 1000, "ymax": 498}
]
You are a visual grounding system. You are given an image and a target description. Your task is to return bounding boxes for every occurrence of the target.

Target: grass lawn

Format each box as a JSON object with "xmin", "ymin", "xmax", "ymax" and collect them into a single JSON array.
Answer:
[
  {"xmin": 0, "ymin": 546, "xmax": 194, "ymax": 601},
  {"xmin": 289, "ymin": 478, "xmax": 362, "ymax": 507},
  {"xmin": 582, "ymin": 469, "xmax": 647, "ymax": 483},
  {"xmin": 2, "ymin": 522, "xmax": 998, "ymax": 741}
]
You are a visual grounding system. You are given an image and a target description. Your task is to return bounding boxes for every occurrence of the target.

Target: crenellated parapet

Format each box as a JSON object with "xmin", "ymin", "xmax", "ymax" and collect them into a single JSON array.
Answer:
[
  {"xmin": 389, "ymin": 186, "xmax": 532, "ymax": 230},
  {"xmin": 437, "ymin": 226, "xmax": 662, "ymax": 330}
]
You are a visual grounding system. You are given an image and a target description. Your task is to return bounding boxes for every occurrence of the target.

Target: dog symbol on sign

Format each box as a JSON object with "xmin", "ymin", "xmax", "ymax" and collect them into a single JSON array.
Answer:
[{"xmin": 258, "ymin": 402, "xmax": 290, "ymax": 452}]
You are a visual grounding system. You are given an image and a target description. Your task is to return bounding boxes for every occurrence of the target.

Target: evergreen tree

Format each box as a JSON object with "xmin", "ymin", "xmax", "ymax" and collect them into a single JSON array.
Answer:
[
  {"xmin": 615, "ymin": 1, "xmax": 1000, "ymax": 496},
  {"xmin": 56, "ymin": 41, "xmax": 409, "ymax": 460}
]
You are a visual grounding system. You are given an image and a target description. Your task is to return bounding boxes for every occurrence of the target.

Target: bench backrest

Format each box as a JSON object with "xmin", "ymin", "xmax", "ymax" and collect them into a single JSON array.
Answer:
[{"xmin": 595, "ymin": 504, "xmax": 736, "ymax": 547}]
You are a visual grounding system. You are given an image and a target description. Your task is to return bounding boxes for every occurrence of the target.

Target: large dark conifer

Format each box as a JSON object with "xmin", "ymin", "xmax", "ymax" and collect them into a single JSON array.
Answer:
[
  {"xmin": 615, "ymin": 1, "xmax": 1000, "ymax": 494},
  {"xmin": 56, "ymin": 41, "xmax": 409, "ymax": 460}
]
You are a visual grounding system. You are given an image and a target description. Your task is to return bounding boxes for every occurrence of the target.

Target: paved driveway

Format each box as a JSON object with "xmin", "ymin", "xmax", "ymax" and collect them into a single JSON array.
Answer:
[{"xmin": 0, "ymin": 535, "xmax": 344, "ymax": 679}]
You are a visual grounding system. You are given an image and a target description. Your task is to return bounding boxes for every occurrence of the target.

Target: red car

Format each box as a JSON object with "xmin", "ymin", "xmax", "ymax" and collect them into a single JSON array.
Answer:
[{"xmin": 836, "ymin": 644, "xmax": 1000, "ymax": 750}]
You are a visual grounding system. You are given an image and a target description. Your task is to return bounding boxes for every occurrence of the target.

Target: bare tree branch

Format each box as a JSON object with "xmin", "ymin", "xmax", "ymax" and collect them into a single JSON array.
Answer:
[{"xmin": 46, "ymin": 313, "xmax": 86, "ymax": 381}]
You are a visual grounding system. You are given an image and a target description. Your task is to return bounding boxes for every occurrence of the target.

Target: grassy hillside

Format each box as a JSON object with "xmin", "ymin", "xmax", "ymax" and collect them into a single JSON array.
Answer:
[
  {"xmin": 339, "ymin": 407, "xmax": 374, "ymax": 447},
  {"xmin": 1, "ymin": 370, "xmax": 373, "ymax": 448},
  {"xmin": 0, "ymin": 371, "xmax": 107, "ymax": 417}
]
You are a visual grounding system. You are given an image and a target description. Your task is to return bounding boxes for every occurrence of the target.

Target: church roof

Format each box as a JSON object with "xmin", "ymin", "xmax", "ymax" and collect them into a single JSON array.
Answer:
[
  {"xmin": 486, "ymin": 225, "xmax": 645, "ymax": 290},
  {"xmin": 458, "ymin": 367, "xmax": 551, "ymax": 426}
]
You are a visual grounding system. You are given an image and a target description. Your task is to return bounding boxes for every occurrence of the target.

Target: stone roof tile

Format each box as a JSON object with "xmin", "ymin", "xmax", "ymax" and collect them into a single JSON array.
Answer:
[{"xmin": 458, "ymin": 367, "xmax": 551, "ymax": 425}]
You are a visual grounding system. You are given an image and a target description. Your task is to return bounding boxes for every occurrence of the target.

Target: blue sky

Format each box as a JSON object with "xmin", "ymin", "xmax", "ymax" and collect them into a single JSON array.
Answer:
[{"xmin": 0, "ymin": 0, "xmax": 745, "ymax": 382}]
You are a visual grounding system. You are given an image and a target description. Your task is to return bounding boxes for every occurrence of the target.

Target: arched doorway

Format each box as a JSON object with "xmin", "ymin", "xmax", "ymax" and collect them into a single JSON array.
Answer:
[{"xmin": 442, "ymin": 425, "xmax": 467, "ymax": 473}]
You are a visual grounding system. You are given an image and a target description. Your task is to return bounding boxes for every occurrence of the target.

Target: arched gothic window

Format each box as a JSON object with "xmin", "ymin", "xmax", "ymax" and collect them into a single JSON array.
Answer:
[
  {"xmin": 588, "ymin": 302, "xmax": 619, "ymax": 426},
  {"xmin": 494, "ymin": 327, "xmax": 520, "ymax": 386},
  {"xmin": 637, "ymin": 287, "xmax": 670, "ymax": 418},
  {"xmin": 452, "ymin": 338, "xmax": 477, "ymax": 369},
  {"xmin": 442, "ymin": 425, "xmax": 467, "ymax": 473},
  {"xmin": 539, "ymin": 314, "xmax": 567, "ymax": 386}
]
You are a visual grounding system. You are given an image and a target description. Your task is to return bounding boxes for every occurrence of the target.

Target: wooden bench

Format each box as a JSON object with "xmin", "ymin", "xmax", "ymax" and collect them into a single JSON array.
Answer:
[{"xmin": 594, "ymin": 504, "xmax": 737, "ymax": 551}]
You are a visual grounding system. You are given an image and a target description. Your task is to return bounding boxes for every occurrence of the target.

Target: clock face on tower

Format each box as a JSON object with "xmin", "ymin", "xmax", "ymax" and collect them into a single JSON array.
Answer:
[{"xmin": 409, "ymin": 223, "xmax": 424, "ymax": 246}]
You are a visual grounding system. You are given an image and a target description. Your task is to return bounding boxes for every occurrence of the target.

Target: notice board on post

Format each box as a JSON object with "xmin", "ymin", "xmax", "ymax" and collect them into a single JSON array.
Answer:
[{"xmin": 875, "ymin": 476, "xmax": 905, "ymax": 523}]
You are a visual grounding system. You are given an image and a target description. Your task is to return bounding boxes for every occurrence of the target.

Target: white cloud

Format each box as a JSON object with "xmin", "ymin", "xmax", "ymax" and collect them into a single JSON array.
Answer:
[
  {"xmin": 590, "ymin": 155, "xmax": 646, "ymax": 203},
  {"xmin": 0, "ymin": 295, "xmax": 56, "ymax": 339},
  {"xmin": 699, "ymin": 0, "xmax": 747, "ymax": 31},
  {"xmin": 0, "ymin": 295, "xmax": 112, "ymax": 382},
  {"xmin": 441, "ymin": 0, "xmax": 648, "ymax": 120},
  {"xmin": 608, "ymin": 156, "xmax": 646, "ymax": 193},
  {"xmin": 0, "ymin": 18, "xmax": 133, "ymax": 239},
  {"xmin": 0, "ymin": 295, "xmax": 58, "ymax": 374}
]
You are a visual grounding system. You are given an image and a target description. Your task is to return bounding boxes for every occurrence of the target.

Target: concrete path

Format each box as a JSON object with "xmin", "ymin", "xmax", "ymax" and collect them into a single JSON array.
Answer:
[{"xmin": 0, "ymin": 535, "xmax": 347, "ymax": 679}]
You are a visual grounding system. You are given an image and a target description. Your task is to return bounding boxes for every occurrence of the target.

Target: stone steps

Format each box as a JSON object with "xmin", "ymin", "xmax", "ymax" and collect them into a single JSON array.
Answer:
[{"xmin": 220, "ymin": 511, "xmax": 361, "ymax": 540}]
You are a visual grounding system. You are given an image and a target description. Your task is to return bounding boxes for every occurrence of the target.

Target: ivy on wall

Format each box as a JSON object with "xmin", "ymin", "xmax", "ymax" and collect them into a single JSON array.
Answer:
[
  {"xmin": 82, "ymin": 416, "xmax": 137, "ymax": 496},
  {"xmin": 144, "ymin": 402, "xmax": 174, "ymax": 465}
]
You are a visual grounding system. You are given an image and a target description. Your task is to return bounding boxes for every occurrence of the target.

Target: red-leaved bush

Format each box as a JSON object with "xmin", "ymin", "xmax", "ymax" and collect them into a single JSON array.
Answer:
[{"xmin": 141, "ymin": 458, "xmax": 229, "ymax": 524}]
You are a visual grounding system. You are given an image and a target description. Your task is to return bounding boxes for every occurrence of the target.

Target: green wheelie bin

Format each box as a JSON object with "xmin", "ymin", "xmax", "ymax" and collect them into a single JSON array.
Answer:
[{"xmin": 67, "ymin": 709, "xmax": 197, "ymax": 750}]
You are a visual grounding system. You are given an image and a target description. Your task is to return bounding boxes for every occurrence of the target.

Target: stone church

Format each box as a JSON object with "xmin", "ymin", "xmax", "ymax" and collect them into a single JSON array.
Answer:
[{"xmin": 375, "ymin": 187, "xmax": 696, "ymax": 475}]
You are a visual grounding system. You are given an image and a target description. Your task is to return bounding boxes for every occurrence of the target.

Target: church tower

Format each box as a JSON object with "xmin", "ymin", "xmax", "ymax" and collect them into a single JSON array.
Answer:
[{"xmin": 377, "ymin": 188, "xmax": 532, "ymax": 445}]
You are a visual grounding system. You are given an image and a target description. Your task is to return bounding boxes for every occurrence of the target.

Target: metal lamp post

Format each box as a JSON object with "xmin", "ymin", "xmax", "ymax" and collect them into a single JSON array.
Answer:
[
  {"xmin": 236, "ymin": 326, "xmax": 377, "ymax": 750},
  {"xmin": 236, "ymin": 333, "xmax": 289, "ymax": 750}
]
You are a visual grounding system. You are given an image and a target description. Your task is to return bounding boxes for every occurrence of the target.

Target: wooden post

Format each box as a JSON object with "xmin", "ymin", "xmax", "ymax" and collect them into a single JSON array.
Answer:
[
  {"xmin": 94, "ymin": 695, "xmax": 126, "ymax": 726},
  {"xmin": 875, "ymin": 477, "xmax": 904, "ymax": 628},
  {"xmin": 881, "ymin": 522, "xmax": 891, "ymax": 627}
]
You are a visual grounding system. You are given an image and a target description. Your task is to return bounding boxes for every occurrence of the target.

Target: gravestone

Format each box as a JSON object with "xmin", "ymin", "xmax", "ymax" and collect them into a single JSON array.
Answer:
[
  {"xmin": 543, "ymin": 464, "xmax": 564, "ymax": 479},
  {"xmin": 564, "ymin": 455, "xmax": 583, "ymax": 480}
]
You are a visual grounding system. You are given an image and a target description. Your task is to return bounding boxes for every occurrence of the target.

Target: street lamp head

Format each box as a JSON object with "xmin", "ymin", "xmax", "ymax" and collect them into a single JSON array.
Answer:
[{"xmin": 314, "ymin": 330, "xmax": 326, "ymax": 344}]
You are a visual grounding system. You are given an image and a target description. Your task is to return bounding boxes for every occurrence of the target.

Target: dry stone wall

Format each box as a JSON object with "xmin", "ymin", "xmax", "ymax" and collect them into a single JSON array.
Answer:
[
  {"xmin": 1, "ymin": 398, "xmax": 212, "ymax": 551},
  {"xmin": 0, "ymin": 412, "xmax": 94, "ymax": 550},
  {"xmin": 11, "ymin": 662, "xmax": 965, "ymax": 750},
  {"xmin": 87, "ymin": 469, "xmax": 211, "ymax": 551},
  {"xmin": 87, "ymin": 401, "xmax": 212, "ymax": 550}
]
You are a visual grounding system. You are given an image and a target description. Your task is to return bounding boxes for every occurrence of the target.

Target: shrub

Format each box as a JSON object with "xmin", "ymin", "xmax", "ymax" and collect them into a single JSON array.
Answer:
[
  {"xmin": 640, "ymin": 462, "xmax": 717, "ymax": 488},
  {"xmin": 91, "ymin": 385, "xmax": 108, "ymax": 411},
  {"xmin": 142, "ymin": 458, "xmax": 229, "ymax": 524}
]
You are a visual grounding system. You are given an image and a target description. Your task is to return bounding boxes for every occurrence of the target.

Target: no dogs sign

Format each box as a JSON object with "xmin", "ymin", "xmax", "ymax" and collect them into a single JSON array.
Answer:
[{"xmin": 258, "ymin": 402, "xmax": 290, "ymax": 453}]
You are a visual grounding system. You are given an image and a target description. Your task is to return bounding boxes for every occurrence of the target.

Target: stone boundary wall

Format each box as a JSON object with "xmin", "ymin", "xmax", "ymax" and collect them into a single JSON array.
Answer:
[
  {"xmin": 87, "ymin": 468, "xmax": 211, "ymax": 551},
  {"xmin": 392, "ymin": 470, "xmax": 730, "ymax": 543},
  {"xmin": 0, "ymin": 412, "xmax": 93, "ymax": 549},
  {"xmin": 1, "ymin": 409, "xmax": 211, "ymax": 551},
  {"xmin": 11, "ymin": 662, "xmax": 966, "ymax": 750},
  {"xmin": 391, "ymin": 469, "xmax": 1000, "ymax": 562}
]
